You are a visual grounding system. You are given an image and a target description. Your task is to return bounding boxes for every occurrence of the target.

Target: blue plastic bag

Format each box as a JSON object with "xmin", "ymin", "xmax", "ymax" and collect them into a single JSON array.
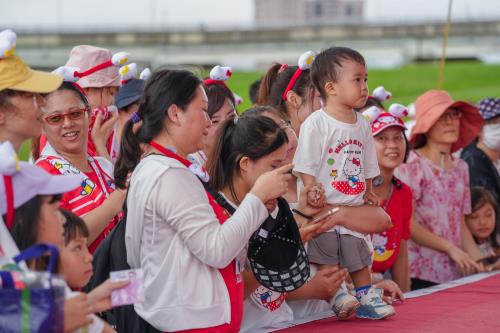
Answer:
[{"xmin": 0, "ymin": 244, "xmax": 65, "ymax": 333}]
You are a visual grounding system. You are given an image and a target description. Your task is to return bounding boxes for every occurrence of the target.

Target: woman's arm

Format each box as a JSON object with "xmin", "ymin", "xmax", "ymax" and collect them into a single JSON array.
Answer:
[
  {"xmin": 242, "ymin": 270, "xmax": 260, "ymax": 299},
  {"xmin": 287, "ymin": 266, "xmax": 347, "ymax": 301},
  {"xmin": 460, "ymin": 215, "xmax": 483, "ymax": 261},
  {"xmin": 82, "ymin": 189, "xmax": 126, "ymax": 244},
  {"xmin": 390, "ymin": 240, "xmax": 410, "ymax": 292},
  {"xmin": 410, "ymin": 211, "xmax": 480, "ymax": 274},
  {"xmin": 333, "ymin": 205, "xmax": 392, "ymax": 233}
]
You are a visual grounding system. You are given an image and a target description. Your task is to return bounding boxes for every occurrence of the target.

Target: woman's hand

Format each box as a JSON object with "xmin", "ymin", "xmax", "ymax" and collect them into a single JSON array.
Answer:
[
  {"xmin": 305, "ymin": 266, "xmax": 348, "ymax": 301},
  {"xmin": 374, "ymin": 279, "xmax": 405, "ymax": 304},
  {"xmin": 91, "ymin": 109, "xmax": 119, "ymax": 146},
  {"xmin": 447, "ymin": 245, "xmax": 483, "ymax": 275},
  {"xmin": 87, "ymin": 278, "xmax": 130, "ymax": 313},
  {"xmin": 91, "ymin": 109, "xmax": 119, "ymax": 160},
  {"xmin": 250, "ymin": 164, "xmax": 293, "ymax": 203},
  {"xmin": 64, "ymin": 294, "xmax": 93, "ymax": 333}
]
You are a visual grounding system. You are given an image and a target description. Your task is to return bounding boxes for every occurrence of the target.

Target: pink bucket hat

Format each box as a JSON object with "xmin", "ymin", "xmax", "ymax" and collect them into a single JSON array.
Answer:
[
  {"xmin": 65, "ymin": 45, "xmax": 121, "ymax": 88},
  {"xmin": 0, "ymin": 142, "xmax": 81, "ymax": 229},
  {"xmin": 410, "ymin": 90, "xmax": 484, "ymax": 153}
]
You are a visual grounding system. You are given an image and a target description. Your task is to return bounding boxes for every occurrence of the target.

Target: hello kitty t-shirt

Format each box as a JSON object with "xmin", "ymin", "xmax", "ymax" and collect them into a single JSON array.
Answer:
[{"xmin": 293, "ymin": 109, "xmax": 379, "ymax": 237}]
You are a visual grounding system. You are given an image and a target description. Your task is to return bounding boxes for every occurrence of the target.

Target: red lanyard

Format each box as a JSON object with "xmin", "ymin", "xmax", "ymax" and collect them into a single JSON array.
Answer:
[{"xmin": 149, "ymin": 141, "xmax": 192, "ymax": 168}]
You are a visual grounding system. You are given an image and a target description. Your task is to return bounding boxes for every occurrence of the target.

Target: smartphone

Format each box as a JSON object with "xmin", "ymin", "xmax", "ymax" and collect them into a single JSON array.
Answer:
[{"xmin": 310, "ymin": 207, "xmax": 340, "ymax": 224}]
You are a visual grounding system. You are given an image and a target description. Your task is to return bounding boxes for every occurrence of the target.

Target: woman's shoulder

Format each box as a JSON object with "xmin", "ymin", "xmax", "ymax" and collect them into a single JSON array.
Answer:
[
  {"xmin": 394, "ymin": 177, "xmax": 413, "ymax": 198},
  {"xmin": 397, "ymin": 151, "xmax": 423, "ymax": 174}
]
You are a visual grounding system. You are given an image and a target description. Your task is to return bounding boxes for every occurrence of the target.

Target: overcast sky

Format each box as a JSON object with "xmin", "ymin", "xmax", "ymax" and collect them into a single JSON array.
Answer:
[{"xmin": 1, "ymin": 0, "xmax": 500, "ymax": 30}]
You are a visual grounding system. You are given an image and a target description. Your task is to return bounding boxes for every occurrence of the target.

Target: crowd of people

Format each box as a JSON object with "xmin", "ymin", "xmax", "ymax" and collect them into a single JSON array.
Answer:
[{"xmin": 1, "ymin": 28, "xmax": 499, "ymax": 332}]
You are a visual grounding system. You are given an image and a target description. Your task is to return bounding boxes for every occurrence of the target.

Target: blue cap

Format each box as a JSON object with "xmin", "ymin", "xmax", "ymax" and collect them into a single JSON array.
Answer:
[
  {"xmin": 115, "ymin": 79, "xmax": 144, "ymax": 110},
  {"xmin": 477, "ymin": 98, "xmax": 500, "ymax": 121}
]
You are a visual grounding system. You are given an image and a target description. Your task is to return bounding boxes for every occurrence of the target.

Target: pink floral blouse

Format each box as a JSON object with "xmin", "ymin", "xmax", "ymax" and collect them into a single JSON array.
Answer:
[{"xmin": 397, "ymin": 151, "xmax": 471, "ymax": 284}]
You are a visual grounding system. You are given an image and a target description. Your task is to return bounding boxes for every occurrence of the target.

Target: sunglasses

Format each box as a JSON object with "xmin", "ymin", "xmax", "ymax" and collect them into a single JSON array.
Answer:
[
  {"xmin": 438, "ymin": 108, "xmax": 462, "ymax": 122},
  {"xmin": 43, "ymin": 108, "xmax": 88, "ymax": 125}
]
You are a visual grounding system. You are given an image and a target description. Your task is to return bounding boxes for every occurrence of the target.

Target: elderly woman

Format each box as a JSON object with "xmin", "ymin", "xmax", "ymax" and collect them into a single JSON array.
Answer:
[
  {"xmin": 35, "ymin": 82, "xmax": 125, "ymax": 253},
  {"xmin": 398, "ymin": 90, "xmax": 484, "ymax": 290}
]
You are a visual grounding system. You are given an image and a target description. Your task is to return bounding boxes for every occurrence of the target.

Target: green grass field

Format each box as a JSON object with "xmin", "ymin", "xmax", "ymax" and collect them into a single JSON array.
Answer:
[
  {"xmin": 18, "ymin": 60, "xmax": 500, "ymax": 161},
  {"xmin": 225, "ymin": 60, "xmax": 500, "ymax": 112}
]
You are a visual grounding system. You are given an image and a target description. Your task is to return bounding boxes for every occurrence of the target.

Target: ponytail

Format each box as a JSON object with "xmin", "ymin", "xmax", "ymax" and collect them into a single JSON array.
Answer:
[{"xmin": 257, "ymin": 63, "xmax": 281, "ymax": 105}]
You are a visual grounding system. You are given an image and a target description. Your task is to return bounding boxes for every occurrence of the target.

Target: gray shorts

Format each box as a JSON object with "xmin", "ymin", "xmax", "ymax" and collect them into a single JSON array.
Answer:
[{"xmin": 307, "ymin": 230, "xmax": 371, "ymax": 273}]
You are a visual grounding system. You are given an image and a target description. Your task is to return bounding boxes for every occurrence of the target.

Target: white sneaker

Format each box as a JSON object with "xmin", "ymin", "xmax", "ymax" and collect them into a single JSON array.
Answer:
[
  {"xmin": 356, "ymin": 287, "xmax": 395, "ymax": 320},
  {"xmin": 331, "ymin": 289, "xmax": 360, "ymax": 320}
]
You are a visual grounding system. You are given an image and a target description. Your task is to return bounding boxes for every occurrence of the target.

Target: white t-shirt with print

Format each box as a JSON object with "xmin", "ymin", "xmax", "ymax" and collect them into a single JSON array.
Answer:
[{"xmin": 293, "ymin": 109, "xmax": 379, "ymax": 238}]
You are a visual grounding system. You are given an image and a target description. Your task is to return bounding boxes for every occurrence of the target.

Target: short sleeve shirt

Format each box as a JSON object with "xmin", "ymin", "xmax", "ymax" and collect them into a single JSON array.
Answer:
[
  {"xmin": 397, "ymin": 151, "xmax": 471, "ymax": 283},
  {"xmin": 371, "ymin": 179, "xmax": 413, "ymax": 273}
]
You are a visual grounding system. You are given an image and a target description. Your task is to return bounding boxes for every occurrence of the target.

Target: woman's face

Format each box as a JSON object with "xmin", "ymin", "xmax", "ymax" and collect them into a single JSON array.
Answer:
[
  {"xmin": 262, "ymin": 111, "xmax": 298, "ymax": 165},
  {"xmin": 291, "ymin": 88, "xmax": 321, "ymax": 135},
  {"xmin": 466, "ymin": 202, "xmax": 496, "ymax": 242},
  {"xmin": 0, "ymin": 92, "xmax": 46, "ymax": 142},
  {"xmin": 177, "ymin": 85, "xmax": 212, "ymax": 154},
  {"xmin": 37, "ymin": 196, "xmax": 65, "ymax": 249},
  {"xmin": 426, "ymin": 107, "xmax": 461, "ymax": 146},
  {"xmin": 205, "ymin": 98, "xmax": 236, "ymax": 154},
  {"xmin": 42, "ymin": 90, "xmax": 89, "ymax": 155},
  {"xmin": 374, "ymin": 127, "xmax": 406, "ymax": 171},
  {"xmin": 241, "ymin": 142, "xmax": 288, "ymax": 202}
]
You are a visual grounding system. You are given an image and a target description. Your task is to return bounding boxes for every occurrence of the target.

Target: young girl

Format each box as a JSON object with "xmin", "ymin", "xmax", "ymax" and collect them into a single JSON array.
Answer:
[
  {"xmin": 0, "ymin": 142, "xmax": 124, "ymax": 333},
  {"xmin": 60, "ymin": 209, "xmax": 94, "ymax": 290},
  {"xmin": 258, "ymin": 51, "xmax": 322, "ymax": 136},
  {"xmin": 190, "ymin": 65, "xmax": 237, "ymax": 166},
  {"xmin": 361, "ymin": 100, "xmax": 413, "ymax": 292},
  {"xmin": 465, "ymin": 187, "xmax": 500, "ymax": 270}
]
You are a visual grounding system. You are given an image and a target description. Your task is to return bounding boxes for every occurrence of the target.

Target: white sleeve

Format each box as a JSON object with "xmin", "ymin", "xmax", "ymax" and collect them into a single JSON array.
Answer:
[
  {"xmin": 153, "ymin": 168, "xmax": 269, "ymax": 269},
  {"xmin": 363, "ymin": 122, "xmax": 380, "ymax": 179},
  {"xmin": 293, "ymin": 120, "xmax": 322, "ymax": 177}
]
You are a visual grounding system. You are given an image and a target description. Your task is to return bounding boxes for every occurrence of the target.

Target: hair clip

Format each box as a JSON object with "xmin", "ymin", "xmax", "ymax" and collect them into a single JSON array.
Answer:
[
  {"xmin": 140, "ymin": 68, "xmax": 152, "ymax": 81},
  {"xmin": 53, "ymin": 51, "xmax": 130, "ymax": 83},
  {"xmin": 131, "ymin": 111, "xmax": 142, "ymax": 123},
  {"xmin": 278, "ymin": 63, "xmax": 289, "ymax": 74},
  {"xmin": 204, "ymin": 65, "xmax": 232, "ymax": 86},
  {"xmin": 119, "ymin": 63, "xmax": 138, "ymax": 85},
  {"xmin": 369, "ymin": 86, "xmax": 391, "ymax": 102},
  {"xmin": 281, "ymin": 51, "xmax": 316, "ymax": 101},
  {"xmin": 0, "ymin": 29, "xmax": 17, "ymax": 59}
]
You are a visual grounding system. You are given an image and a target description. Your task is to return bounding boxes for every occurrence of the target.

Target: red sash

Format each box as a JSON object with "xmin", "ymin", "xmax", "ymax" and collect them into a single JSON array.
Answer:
[{"xmin": 149, "ymin": 141, "xmax": 243, "ymax": 333}]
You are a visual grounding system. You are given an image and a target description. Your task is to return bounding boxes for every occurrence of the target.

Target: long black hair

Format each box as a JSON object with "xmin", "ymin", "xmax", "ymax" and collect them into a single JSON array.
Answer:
[
  {"xmin": 469, "ymin": 187, "xmax": 499, "ymax": 249},
  {"xmin": 207, "ymin": 111, "xmax": 288, "ymax": 203},
  {"xmin": 4, "ymin": 194, "xmax": 62, "ymax": 271},
  {"xmin": 114, "ymin": 69, "xmax": 202, "ymax": 189}
]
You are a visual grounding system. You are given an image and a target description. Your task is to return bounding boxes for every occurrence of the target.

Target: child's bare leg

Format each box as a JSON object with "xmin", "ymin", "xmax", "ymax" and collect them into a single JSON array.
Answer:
[{"xmin": 349, "ymin": 266, "xmax": 371, "ymax": 288}]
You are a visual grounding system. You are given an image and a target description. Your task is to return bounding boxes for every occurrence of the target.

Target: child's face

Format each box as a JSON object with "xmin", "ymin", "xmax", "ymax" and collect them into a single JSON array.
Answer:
[
  {"xmin": 60, "ymin": 235, "xmax": 93, "ymax": 289},
  {"xmin": 466, "ymin": 202, "xmax": 496, "ymax": 242},
  {"xmin": 328, "ymin": 60, "xmax": 368, "ymax": 109},
  {"xmin": 37, "ymin": 196, "xmax": 65, "ymax": 249}
]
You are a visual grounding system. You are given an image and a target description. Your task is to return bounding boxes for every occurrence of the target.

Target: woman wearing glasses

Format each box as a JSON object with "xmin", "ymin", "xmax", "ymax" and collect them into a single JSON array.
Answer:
[
  {"xmin": 397, "ymin": 90, "xmax": 485, "ymax": 290},
  {"xmin": 35, "ymin": 82, "xmax": 126, "ymax": 253}
]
